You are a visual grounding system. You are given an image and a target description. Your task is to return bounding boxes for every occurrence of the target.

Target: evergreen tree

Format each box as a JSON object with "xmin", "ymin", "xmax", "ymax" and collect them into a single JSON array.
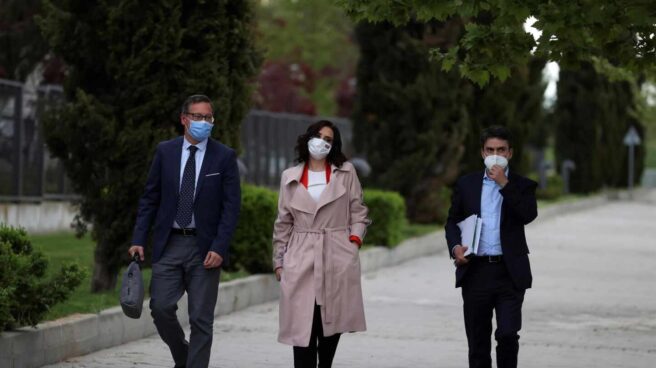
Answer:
[
  {"xmin": 37, "ymin": 0, "xmax": 260, "ymax": 291},
  {"xmin": 554, "ymin": 63, "xmax": 645, "ymax": 193},
  {"xmin": 460, "ymin": 58, "xmax": 547, "ymax": 175},
  {"xmin": 352, "ymin": 19, "xmax": 470, "ymax": 223},
  {"xmin": 0, "ymin": 0, "xmax": 49, "ymax": 81}
]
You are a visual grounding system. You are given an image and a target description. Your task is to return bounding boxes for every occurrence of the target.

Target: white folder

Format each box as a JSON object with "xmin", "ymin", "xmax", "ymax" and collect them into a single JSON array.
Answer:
[{"xmin": 457, "ymin": 214, "xmax": 482, "ymax": 257}]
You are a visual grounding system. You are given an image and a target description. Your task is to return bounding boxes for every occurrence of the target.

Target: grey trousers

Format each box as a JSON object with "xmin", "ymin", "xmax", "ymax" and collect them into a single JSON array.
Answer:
[{"xmin": 150, "ymin": 234, "xmax": 221, "ymax": 368}]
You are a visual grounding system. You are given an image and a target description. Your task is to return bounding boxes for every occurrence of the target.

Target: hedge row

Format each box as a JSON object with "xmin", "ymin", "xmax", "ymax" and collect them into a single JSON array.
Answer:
[
  {"xmin": 363, "ymin": 189, "xmax": 407, "ymax": 247},
  {"xmin": 227, "ymin": 185, "xmax": 407, "ymax": 274},
  {"xmin": 0, "ymin": 225, "xmax": 85, "ymax": 331}
]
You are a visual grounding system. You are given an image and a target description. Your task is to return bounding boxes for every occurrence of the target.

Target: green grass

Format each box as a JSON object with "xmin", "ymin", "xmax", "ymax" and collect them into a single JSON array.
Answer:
[
  {"xmin": 30, "ymin": 232, "xmax": 248, "ymax": 321},
  {"xmin": 402, "ymin": 223, "xmax": 442, "ymax": 238}
]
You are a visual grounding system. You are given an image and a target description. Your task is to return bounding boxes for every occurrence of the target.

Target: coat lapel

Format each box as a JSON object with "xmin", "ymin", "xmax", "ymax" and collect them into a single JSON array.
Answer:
[
  {"xmin": 285, "ymin": 164, "xmax": 318, "ymax": 214},
  {"xmin": 500, "ymin": 171, "xmax": 515, "ymax": 224},
  {"xmin": 473, "ymin": 171, "xmax": 484, "ymax": 216},
  {"xmin": 172, "ymin": 136, "xmax": 184, "ymax": 200},
  {"xmin": 315, "ymin": 165, "xmax": 346, "ymax": 212}
]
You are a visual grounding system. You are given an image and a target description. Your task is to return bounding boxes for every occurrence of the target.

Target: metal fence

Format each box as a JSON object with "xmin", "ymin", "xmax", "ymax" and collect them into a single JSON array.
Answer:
[
  {"xmin": 240, "ymin": 110, "xmax": 352, "ymax": 187},
  {"xmin": 0, "ymin": 78, "xmax": 352, "ymax": 201},
  {"xmin": 0, "ymin": 79, "xmax": 73, "ymax": 202}
]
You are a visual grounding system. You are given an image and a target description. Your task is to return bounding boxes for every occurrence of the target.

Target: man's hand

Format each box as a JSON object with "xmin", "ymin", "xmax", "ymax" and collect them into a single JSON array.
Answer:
[
  {"xmin": 128, "ymin": 245, "xmax": 145, "ymax": 261},
  {"xmin": 453, "ymin": 245, "xmax": 470, "ymax": 266},
  {"xmin": 487, "ymin": 165, "xmax": 509, "ymax": 187},
  {"xmin": 351, "ymin": 241, "xmax": 361, "ymax": 249},
  {"xmin": 203, "ymin": 251, "xmax": 223, "ymax": 269},
  {"xmin": 275, "ymin": 267, "xmax": 283, "ymax": 282}
]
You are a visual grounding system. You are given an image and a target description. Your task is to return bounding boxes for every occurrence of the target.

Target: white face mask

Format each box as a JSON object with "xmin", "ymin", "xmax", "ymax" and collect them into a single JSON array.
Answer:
[
  {"xmin": 308, "ymin": 137, "xmax": 332, "ymax": 160},
  {"xmin": 484, "ymin": 155, "xmax": 509, "ymax": 171}
]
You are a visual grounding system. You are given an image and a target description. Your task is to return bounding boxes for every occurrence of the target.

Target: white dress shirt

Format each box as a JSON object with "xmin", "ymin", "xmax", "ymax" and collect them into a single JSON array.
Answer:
[{"xmin": 173, "ymin": 136, "xmax": 208, "ymax": 229}]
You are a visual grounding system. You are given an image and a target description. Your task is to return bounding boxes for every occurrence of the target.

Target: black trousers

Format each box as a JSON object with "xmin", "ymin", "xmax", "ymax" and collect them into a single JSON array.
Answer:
[
  {"xmin": 293, "ymin": 303, "xmax": 341, "ymax": 368},
  {"xmin": 461, "ymin": 258, "xmax": 525, "ymax": 368}
]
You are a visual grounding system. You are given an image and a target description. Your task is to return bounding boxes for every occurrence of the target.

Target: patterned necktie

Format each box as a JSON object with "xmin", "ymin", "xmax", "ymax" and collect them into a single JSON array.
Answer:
[{"xmin": 175, "ymin": 145, "xmax": 198, "ymax": 228}]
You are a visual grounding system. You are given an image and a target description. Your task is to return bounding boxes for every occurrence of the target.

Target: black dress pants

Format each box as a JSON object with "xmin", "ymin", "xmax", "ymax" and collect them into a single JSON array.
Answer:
[
  {"xmin": 293, "ymin": 303, "xmax": 341, "ymax": 368},
  {"xmin": 461, "ymin": 258, "xmax": 525, "ymax": 368}
]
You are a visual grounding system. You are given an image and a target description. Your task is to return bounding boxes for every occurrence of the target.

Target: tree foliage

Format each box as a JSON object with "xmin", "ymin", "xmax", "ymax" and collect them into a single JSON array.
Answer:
[
  {"xmin": 37, "ymin": 0, "xmax": 260, "ymax": 291},
  {"xmin": 352, "ymin": 19, "xmax": 470, "ymax": 223},
  {"xmin": 0, "ymin": 0, "xmax": 49, "ymax": 80},
  {"xmin": 256, "ymin": 0, "xmax": 359, "ymax": 115},
  {"xmin": 554, "ymin": 63, "xmax": 645, "ymax": 193},
  {"xmin": 337, "ymin": 0, "xmax": 656, "ymax": 86},
  {"xmin": 460, "ymin": 58, "xmax": 547, "ymax": 175}
]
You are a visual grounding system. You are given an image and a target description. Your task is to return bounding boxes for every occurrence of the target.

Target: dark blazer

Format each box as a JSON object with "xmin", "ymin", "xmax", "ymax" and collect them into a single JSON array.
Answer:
[
  {"xmin": 132, "ymin": 136, "xmax": 241, "ymax": 265},
  {"xmin": 445, "ymin": 171, "xmax": 537, "ymax": 290}
]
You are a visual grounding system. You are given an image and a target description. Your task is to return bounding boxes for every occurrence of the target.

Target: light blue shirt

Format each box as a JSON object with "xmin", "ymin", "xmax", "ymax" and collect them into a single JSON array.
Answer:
[
  {"xmin": 173, "ymin": 137, "xmax": 208, "ymax": 228},
  {"xmin": 477, "ymin": 170, "xmax": 507, "ymax": 256}
]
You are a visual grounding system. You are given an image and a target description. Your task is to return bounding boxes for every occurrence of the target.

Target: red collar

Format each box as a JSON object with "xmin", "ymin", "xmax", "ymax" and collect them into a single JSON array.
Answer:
[{"xmin": 300, "ymin": 162, "xmax": 331, "ymax": 188}]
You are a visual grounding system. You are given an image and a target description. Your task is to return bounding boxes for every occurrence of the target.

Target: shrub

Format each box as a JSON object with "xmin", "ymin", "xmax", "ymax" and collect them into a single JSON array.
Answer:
[
  {"xmin": 530, "ymin": 174, "xmax": 564, "ymax": 200},
  {"xmin": 227, "ymin": 184, "xmax": 278, "ymax": 273},
  {"xmin": 0, "ymin": 224, "xmax": 85, "ymax": 331},
  {"xmin": 363, "ymin": 189, "xmax": 407, "ymax": 247}
]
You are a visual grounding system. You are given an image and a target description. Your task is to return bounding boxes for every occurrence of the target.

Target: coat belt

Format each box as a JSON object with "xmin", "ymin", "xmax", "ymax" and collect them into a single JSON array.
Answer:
[{"xmin": 293, "ymin": 226, "xmax": 349, "ymax": 323}]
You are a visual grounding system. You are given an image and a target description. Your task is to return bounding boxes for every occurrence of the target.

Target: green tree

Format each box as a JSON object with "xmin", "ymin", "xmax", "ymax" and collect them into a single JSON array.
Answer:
[
  {"xmin": 554, "ymin": 63, "xmax": 645, "ymax": 193},
  {"xmin": 460, "ymin": 58, "xmax": 547, "ymax": 175},
  {"xmin": 256, "ymin": 0, "xmax": 358, "ymax": 115},
  {"xmin": 337, "ymin": 0, "xmax": 656, "ymax": 86},
  {"xmin": 352, "ymin": 19, "xmax": 470, "ymax": 223},
  {"xmin": 37, "ymin": 0, "xmax": 260, "ymax": 291},
  {"xmin": 0, "ymin": 0, "xmax": 49, "ymax": 80}
]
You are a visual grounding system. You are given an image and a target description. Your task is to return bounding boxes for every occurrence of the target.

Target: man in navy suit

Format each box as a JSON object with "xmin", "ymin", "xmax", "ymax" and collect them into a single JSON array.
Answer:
[
  {"xmin": 129, "ymin": 94, "xmax": 240, "ymax": 368},
  {"xmin": 445, "ymin": 126, "xmax": 537, "ymax": 368}
]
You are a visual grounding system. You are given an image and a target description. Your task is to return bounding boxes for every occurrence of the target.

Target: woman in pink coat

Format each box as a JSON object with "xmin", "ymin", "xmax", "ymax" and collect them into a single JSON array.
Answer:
[{"xmin": 273, "ymin": 120, "xmax": 371, "ymax": 368}]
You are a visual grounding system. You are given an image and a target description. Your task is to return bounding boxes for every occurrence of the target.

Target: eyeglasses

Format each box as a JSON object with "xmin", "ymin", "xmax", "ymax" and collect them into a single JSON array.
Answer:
[{"xmin": 185, "ymin": 112, "xmax": 215, "ymax": 123}]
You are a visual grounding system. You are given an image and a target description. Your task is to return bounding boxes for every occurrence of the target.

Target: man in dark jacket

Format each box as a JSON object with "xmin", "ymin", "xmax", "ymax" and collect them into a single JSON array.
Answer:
[
  {"xmin": 445, "ymin": 126, "xmax": 538, "ymax": 368},
  {"xmin": 129, "ymin": 94, "xmax": 241, "ymax": 368}
]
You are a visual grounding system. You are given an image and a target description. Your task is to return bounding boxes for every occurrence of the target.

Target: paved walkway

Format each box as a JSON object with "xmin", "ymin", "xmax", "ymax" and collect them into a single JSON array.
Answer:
[{"xmin": 46, "ymin": 193, "xmax": 656, "ymax": 367}]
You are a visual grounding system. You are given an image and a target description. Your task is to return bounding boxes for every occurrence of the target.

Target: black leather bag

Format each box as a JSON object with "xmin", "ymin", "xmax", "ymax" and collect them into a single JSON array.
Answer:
[{"xmin": 119, "ymin": 253, "xmax": 145, "ymax": 319}]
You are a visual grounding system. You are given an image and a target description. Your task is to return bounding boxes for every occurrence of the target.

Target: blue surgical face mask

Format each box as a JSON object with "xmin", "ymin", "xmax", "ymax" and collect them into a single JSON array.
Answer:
[{"xmin": 188, "ymin": 120, "xmax": 213, "ymax": 141}]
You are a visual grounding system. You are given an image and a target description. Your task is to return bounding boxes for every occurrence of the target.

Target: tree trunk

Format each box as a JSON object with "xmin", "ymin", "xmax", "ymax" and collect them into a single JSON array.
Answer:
[{"xmin": 90, "ymin": 244, "xmax": 118, "ymax": 292}]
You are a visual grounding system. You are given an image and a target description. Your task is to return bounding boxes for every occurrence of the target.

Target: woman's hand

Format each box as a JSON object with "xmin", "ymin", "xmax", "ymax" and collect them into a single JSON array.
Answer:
[{"xmin": 275, "ymin": 267, "xmax": 283, "ymax": 281}]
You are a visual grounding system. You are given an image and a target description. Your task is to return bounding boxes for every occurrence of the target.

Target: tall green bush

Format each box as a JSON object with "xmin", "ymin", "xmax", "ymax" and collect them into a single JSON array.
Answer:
[
  {"xmin": 0, "ymin": 224, "xmax": 85, "ymax": 330},
  {"xmin": 228, "ymin": 184, "xmax": 278, "ymax": 273},
  {"xmin": 352, "ymin": 19, "xmax": 470, "ymax": 223},
  {"xmin": 363, "ymin": 189, "xmax": 407, "ymax": 247},
  {"xmin": 37, "ymin": 0, "xmax": 260, "ymax": 291},
  {"xmin": 554, "ymin": 63, "xmax": 645, "ymax": 193}
]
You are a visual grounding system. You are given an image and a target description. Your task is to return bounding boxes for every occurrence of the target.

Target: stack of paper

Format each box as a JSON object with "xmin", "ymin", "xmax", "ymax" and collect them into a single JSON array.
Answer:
[{"xmin": 457, "ymin": 214, "xmax": 482, "ymax": 257}]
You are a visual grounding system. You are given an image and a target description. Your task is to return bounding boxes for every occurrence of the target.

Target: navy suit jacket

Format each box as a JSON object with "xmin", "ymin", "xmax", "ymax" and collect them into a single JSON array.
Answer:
[
  {"xmin": 132, "ymin": 136, "xmax": 241, "ymax": 265},
  {"xmin": 445, "ymin": 171, "xmax": 537, "ymax": 290}
]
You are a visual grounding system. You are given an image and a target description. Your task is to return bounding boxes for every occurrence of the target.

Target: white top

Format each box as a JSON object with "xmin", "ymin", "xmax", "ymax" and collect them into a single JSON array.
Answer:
[
  {"xmin": 307, "ymin": 170, "xmax": 327, "ymax": 202},
  {"xmin": 173, "ymin": 136, "xmax": 208, "ymax": 229}
]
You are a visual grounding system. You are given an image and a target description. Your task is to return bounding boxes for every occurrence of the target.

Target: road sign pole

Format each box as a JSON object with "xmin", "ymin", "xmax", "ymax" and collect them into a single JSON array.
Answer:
[{"xmin": 628, "ymin": 143, "xmax": 634, "ymax": 199}]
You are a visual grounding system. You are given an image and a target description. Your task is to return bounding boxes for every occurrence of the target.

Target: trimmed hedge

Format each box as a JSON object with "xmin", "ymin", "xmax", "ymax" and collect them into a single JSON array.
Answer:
[
  {"xmin": 227, "ymin": 184, "xmax": 278, "ymax": 273},
  {"xmin": 0, "ymin": 224, "xmax": 85, "ymax": 330},
  {"xmin": 227, "ymin": 185, "xmax": 408, "ymax": 272},
  {"xmin": 363, "ymin": 189, "xmax": 407, "ymax": 247},
  {"xmin": 529, "ymin": 174, "xmax": 564, "ymax": 200}
]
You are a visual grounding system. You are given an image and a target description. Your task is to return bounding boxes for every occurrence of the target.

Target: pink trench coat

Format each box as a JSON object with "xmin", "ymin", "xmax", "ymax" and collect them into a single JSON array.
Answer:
[{"xmin": 272, "ymin": 162, "xmax": 371, "ymax": 347}]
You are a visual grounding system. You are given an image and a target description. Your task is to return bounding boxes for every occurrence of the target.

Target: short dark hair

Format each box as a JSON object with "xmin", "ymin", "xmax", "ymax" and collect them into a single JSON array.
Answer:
[
  {"xmin": 181, "ymin": 94, "xmax": 213, "ymax": 114},
  {"xmin": 480, "ymin": 125, "xmax": 513, "ymax": 149},
  {"xmin": 295, "ymin": 120, "xmax": 347, "ymax": 167}
]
